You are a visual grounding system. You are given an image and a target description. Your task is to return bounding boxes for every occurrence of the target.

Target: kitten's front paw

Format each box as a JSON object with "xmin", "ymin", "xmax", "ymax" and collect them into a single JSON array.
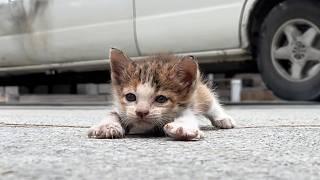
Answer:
[
  {"xmin": 212, "ymin": 115, "xmax": 236, "ymax": 129},
  {"xmin": 163, "ymin": 123, "xmax": 203, "ymax": 141},
  {"xmin": 88, "ymin": 123, "xmax": 125, "ymax": 139}
]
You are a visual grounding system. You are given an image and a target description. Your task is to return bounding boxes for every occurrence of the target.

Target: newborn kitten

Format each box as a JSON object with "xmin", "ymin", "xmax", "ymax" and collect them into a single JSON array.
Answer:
[{"xmin": 88, "ymin": 48, "xmax": 235, "ymax": 140}]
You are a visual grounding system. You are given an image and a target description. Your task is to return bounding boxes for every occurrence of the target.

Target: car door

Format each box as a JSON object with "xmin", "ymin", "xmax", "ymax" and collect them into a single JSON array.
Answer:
[
  {"xmin": 23, "ymin": 0, "xmax": 138, "ymax": 65},
  {"xmin": 135, "ymin": 0, "xmax": 246, "ymax": 55}
]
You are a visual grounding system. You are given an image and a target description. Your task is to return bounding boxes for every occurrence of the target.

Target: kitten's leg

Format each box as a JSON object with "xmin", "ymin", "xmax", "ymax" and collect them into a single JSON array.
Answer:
[
  {"xmin": 163, "ymin": 109, "xmax": 203, "ymax": 141},
  {"xmin": 88, "ymin": 112, "xmax": 125, "ymax": 139},
  {"xmin": 206, "ymin": 94, "xmax": 236, "ymax": 129}
]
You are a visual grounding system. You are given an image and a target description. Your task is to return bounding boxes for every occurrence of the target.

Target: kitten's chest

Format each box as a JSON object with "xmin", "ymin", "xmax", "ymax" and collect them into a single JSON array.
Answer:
[
  {"xmin": 126, "ymin": 123, "xmax": 165, "ymax": 136},
  {"xmin": 129, "ymin": 124, "xmax": 153, "ymax": 134}
]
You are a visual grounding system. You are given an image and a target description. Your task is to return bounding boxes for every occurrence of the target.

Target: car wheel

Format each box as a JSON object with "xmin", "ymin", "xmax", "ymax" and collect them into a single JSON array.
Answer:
[{"xmin": 257, "ymin": 0, "xmax": 320, "ymax": 101}]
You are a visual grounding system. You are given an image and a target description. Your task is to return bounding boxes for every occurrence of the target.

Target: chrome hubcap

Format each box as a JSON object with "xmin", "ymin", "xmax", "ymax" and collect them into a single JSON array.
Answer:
[
  {"xmin": 271, "ymin": 19, "xmax": 320, "ymax": 82},
  {"xmin": 292, "ymin": 41, "xmax": 306, "ymax": 60}
]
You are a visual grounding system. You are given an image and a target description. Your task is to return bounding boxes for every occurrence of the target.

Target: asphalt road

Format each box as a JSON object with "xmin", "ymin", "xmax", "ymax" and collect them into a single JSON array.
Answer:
[{"xmin": 1, "ymin": 105, "xmax": 320, "ymax": 180}]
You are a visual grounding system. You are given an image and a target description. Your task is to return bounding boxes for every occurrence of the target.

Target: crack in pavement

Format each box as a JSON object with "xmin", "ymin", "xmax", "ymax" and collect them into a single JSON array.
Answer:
[
  {"xmin": 0, "ymin": 123, "xmax": 90, "ymax": 129},
  {"xmin": 1, "ymin": 122, "xmax": 320, "ymax": 129}
]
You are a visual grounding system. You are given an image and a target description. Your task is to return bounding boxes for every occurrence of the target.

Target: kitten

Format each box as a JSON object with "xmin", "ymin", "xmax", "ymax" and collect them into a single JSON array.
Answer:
[{"xmin": 88, "ymin": 48, "xmax": 235, "ymax": 141}]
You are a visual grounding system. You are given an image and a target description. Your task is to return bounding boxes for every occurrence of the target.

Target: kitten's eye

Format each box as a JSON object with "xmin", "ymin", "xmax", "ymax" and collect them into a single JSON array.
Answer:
[
  {"xmin": 125, "ymin": 93, "xmax": 136, "ymax": 102},
  {"xmin": 155, "ymin": 95, "xmax": 168, "ymax": 103}
]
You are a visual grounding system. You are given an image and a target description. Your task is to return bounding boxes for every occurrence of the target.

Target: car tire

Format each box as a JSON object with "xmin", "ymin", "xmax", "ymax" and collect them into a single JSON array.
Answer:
[{"xmin": 257, "ymin": 0, "xmax": 320, "ymax": 101}]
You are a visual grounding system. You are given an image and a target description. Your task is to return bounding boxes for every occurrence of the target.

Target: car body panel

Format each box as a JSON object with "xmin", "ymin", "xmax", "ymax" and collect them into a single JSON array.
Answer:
[
  {"xmin": 0, "ymin": 0, "xmax": 31, "ymax": 67},
  {"xmin": 135, "ymin": 0, "xmax": 246, "ymax": 54},
  {"xmin": 0, "ymin": 0, "xmax": 138, "ymax": 67},
  {"xmin": 0, "ymin": 0, "xmax": 254, "ymax": 74}
]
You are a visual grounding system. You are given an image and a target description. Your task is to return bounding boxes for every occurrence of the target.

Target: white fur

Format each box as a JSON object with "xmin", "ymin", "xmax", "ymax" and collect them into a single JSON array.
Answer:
[
  {"xmin": 136, "ymin": 83, "xmax": 155, "ymax": 104},
  {"xmin": 205, "ymin": 94, "xmax": 236, "ymax": 129},
  {"xmin": 173, "ymin": 109, "xmax": 199, "ymax": 129},
  {"xmin": 163, "ymin": 109, "xmax": 203, "ymax": 140},
  {"xmin": 88, "ymin": 114, "xmax": 125, "ymax": 139}
]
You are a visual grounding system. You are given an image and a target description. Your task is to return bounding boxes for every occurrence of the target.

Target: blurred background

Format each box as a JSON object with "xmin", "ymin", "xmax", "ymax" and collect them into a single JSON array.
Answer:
[{"xmin": 0, "ymin": 0, "xmax": 319, "ymax": 104}]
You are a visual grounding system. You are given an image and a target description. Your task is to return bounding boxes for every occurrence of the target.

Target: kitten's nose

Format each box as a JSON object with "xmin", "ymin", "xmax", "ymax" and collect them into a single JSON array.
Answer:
[{"xmin": 135, "ymin": 110, "xmax": 149, "ymax": 118}]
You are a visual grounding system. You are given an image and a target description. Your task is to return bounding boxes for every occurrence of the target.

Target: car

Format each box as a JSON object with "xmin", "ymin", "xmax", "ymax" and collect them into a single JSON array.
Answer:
[{"xmin": 0, "ymin": 0, "xmax": 319, "ymax": 100}]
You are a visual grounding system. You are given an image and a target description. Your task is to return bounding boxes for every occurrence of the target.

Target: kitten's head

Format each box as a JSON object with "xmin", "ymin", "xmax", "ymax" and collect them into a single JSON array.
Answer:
[{"xmin": 109, "ymin": 48, "xmax": 199, "ymax": 129}]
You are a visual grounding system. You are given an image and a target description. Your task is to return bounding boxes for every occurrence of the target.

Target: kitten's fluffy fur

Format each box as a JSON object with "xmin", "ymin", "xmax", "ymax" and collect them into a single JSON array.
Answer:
[{"xmin": 88, "ymin": 48, "xmax": 235, "ymax": 140}]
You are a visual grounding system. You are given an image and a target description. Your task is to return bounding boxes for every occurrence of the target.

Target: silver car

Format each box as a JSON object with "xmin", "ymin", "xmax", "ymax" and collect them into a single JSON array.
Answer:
[{"xmin": 0, "ymin": 0, "xmax": 319, "ymax": 100}]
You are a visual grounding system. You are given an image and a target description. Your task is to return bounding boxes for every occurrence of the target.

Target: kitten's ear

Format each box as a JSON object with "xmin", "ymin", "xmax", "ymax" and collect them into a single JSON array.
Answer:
[
  {"xmin": 174, "ymin": 55, "xmax": 198, "ymax": 87},
  {"xmin": 109, "ymin": 48, "xmax": 133, "ymax": 83}
]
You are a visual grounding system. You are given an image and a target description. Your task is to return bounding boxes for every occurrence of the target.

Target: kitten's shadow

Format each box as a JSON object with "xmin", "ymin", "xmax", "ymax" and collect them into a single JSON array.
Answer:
[
  {"xmin": 125, "ymin": 126, "xmax": 218, "ymax": 140},
  {"xmin": 200, "ymin": 126, "xmax": 219, "ymax": 131},
  {"xmin": 125, "ymin": 134, "xmax": 163, "ymax": 139}
]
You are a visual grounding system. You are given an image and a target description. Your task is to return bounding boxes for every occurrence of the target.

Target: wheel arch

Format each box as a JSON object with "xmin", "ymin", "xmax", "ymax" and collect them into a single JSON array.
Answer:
[{"xmin": 240, "ymin": 0, "xmax": 286, "ymax": 57}]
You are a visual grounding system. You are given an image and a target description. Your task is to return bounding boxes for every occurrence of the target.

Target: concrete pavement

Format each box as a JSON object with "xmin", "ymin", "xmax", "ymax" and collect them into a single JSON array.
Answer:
[{"xmin": 1, "ymin": 105, "xmax": 320, "ymax": 180}]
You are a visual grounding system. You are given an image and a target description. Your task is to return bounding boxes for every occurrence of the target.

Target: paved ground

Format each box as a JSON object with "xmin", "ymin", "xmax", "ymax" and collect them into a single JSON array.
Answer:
[{"xmin": 1, "ymin": 105, "xmax": 320, "ymax": 180}]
